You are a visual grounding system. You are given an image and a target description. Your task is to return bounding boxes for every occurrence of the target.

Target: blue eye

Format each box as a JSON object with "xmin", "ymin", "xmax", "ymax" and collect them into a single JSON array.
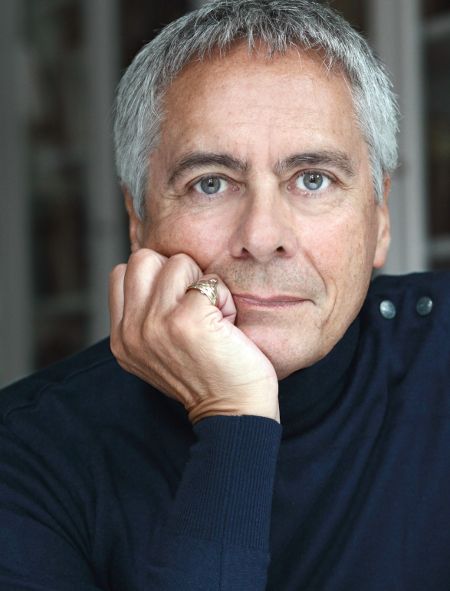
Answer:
[
  {"xmin": 194, "ymin": 176, "xmax": 229, "ymax": 195},
  {"xmin": 295, "ymin": 172, "xmax": 331, "ymax": 192}
]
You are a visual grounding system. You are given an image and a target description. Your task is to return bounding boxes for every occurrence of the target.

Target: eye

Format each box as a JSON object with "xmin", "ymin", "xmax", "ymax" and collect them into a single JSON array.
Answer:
[
  {"xmin": 193, "ymin": 175, "xmax": 229, "ymax": 195},
  {"xmin": 294, "ymin": 171, "xmax": 332, "ymax": 193}
]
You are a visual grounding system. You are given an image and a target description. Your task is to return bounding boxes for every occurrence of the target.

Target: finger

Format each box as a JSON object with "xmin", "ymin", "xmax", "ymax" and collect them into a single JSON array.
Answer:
[
  {"xmin": 149, "ymin": 252, "xmax": 203, "ymax": 315},
  {"xmin": 184, "ymin": 273, "xmax": 237, "ymax": 323},
  {"xmin": 122, "ymin": 249, "xmax": 167, "ymax": 321},
  {"xmin": 109, "ymin": 264, "xmax": 127, "ymax": 333}
]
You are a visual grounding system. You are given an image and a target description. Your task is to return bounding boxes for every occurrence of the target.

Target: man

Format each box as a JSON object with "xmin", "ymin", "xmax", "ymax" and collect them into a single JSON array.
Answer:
[{"xmin": 0, "ymin": 1, "xmax": 449, "ymax": 589}]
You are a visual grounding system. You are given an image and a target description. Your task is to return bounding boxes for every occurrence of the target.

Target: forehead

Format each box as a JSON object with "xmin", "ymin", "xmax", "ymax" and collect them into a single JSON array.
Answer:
[{"xmin": 157, "ymin": 44, "xmax": 365, "ymax": 166}]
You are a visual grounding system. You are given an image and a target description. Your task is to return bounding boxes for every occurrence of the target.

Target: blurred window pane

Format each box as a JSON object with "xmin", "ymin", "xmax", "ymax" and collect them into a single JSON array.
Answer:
[
  {"xmin": 425, "ymin": 35, "xmax": 450, "ymax": 237},
  {"xmin": 423, "ymin": 0, "xmax": 450, "ymax": 18}
]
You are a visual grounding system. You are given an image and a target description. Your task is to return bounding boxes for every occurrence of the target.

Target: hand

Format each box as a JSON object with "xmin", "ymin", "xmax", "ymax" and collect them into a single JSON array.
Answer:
[{"xmin": 109, "ymin": 249, "xmax": 280, "ymax": 423}]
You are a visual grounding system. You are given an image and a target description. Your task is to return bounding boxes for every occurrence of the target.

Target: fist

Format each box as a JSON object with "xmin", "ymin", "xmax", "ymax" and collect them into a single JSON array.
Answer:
[{"xmin": 109, "ymin": 249, "xmax": 280, "ymax": 423}]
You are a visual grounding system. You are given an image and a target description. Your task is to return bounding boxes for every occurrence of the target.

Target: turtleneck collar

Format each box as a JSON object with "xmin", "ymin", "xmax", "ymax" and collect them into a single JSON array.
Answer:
[{"xmin": 278, "ymin": 317, "xmax": 360, "ymax": 438}]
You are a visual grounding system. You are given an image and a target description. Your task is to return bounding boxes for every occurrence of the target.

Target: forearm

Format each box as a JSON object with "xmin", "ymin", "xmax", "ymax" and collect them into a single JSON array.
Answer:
[{"xmin": 144, "ymin": 415, "xmax": 282, "ymax": 590}]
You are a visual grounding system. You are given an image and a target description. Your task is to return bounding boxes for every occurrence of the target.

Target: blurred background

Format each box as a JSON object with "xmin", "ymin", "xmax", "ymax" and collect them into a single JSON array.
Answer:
[{"xmin": 1, "ymin": 0, "xmax": 449, "ymax": 387}]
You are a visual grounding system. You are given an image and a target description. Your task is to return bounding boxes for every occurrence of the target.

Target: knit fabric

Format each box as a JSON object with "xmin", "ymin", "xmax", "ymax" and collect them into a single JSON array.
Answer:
[{"xmin": 0, "ymin": 272, "xmax": 449, "ymax": 590}]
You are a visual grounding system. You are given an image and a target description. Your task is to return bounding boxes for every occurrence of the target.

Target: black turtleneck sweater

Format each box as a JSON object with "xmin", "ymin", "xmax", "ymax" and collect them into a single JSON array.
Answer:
[{"xmin": 0, "ymin": 272, "xmax": 449, "ymax": 590}]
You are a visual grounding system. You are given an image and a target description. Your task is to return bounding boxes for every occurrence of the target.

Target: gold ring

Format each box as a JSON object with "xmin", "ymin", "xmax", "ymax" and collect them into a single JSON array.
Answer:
[{"xmin": 186, "ymin": 278, "xmax": 218, "ymax": 306}]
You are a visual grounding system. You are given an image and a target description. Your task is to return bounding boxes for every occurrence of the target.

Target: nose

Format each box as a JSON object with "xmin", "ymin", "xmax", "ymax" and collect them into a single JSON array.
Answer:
[{"xmin": 229, "ymin": 190, "xmax": 298, "ymax": 263}]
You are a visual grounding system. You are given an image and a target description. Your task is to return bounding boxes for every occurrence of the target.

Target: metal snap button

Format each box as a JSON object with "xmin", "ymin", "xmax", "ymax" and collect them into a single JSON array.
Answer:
[
  {"xmin": 416, "ymin": 296, "xmax": 433, "ymax": 317},
  {"xmin": 379, "ymin": 299, "xmax": 396, "ymax": 319}
]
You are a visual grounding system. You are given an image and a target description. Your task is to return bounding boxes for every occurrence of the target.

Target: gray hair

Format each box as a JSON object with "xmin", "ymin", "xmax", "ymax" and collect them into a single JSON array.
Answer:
[{"xmin": 114, "ymin": 0, "xmax": 399, "ymax": 218}]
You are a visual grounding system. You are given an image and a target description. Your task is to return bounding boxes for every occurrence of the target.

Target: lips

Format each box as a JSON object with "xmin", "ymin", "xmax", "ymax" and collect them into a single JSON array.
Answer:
[{"xmin": 232, "ymin": 293, "xmax": 308, "ymax": 307}]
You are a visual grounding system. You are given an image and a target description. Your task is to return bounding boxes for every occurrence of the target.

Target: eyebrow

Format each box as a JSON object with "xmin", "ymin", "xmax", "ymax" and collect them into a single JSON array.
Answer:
[
  {"xmin": 168, "ymin": 152, "xmax": 248, "ymax": 186},
  {"xmin": 167, "ymin": 149, "xmax": 356, "ymax": 186},
  {"xmin": 275, "ymin": 151, "xmax": 357, "ymax": 177}
]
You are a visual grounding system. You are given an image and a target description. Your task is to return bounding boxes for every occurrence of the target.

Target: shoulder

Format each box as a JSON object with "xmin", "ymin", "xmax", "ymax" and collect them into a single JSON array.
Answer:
[
  {"xmin": 1, "ymin": 338, "xmax": 115, "ymax": 421},
  {"xmin": 368, "ymin": 270, "xmax": 449, "ymax": 305},
  {"xmin": 0, "ymin": 337, "xmax": 189, "ymax": 504},
  {"xmin": 365, "ymin": 270, "xmax": 449, "ymax": 330},
  {"xmin": 361, "ymin": 271, "xmax": 449, "ymax": 386},
  {"xmin": 0, "ymin": 338, "xmax": 184, "ymax": 429}
]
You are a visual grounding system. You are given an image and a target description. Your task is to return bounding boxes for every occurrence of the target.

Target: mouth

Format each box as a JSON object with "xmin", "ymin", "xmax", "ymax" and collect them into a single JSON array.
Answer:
[{"xmin": 232, "ymin": 293, "xmax": 309, "ymax": 308}]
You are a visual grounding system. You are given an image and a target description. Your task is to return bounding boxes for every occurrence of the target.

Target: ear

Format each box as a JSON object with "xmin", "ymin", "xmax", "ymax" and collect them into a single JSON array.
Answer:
[
  {"xmin": 373, "ymin": 176, "xmax": 391, "ymax": 269},
  {"xmin": 124, "ymin": 189, "xmax": 144, "ymax": 253}
]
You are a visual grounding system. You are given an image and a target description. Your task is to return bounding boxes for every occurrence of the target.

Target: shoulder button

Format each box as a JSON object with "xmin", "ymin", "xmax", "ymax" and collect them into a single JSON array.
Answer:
[
  {"xmin": 379, "ymin": 299, "xmax": 396, "ymax": 319},
  {"xmin": 416, "ymin": 296, "xmax": 433, "ymax": 316}
]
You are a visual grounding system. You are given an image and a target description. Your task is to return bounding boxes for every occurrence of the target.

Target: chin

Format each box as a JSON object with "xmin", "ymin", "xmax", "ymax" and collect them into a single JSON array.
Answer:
[{"xmin": 238, "ymin": 322, "xmax": 326, "ymax": 380}]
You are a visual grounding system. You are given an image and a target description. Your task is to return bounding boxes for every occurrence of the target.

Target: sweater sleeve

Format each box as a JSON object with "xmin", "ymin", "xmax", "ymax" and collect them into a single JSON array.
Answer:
[
  {"xmin": 0, "ymin": 410, "xmax": 281, "ymax": 591},
  {"xmin": 142, "ymin": 415, "xmax": 282, "ymax": 590}
]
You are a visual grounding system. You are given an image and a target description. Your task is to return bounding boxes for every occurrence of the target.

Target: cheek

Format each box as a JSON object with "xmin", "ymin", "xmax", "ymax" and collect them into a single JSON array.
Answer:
[
  {"xmin": 307, "ymin": 213, "xmax": 376, "ymax": 296},
  {"xmin": 144, "ymin": 211, "xmax": 230, "ymax": 270}
]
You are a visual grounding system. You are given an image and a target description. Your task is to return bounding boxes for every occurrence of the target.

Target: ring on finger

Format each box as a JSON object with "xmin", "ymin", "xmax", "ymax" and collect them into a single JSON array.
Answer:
[{"xmin": 186, "ymin": 278, "xmax": 218, "ymax": 306}]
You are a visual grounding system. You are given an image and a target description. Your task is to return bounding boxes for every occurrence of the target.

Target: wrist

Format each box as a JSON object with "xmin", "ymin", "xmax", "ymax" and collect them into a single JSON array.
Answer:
[{"xmin": 188, "ymin": 398, "xmax": 280, "ymax": 424}]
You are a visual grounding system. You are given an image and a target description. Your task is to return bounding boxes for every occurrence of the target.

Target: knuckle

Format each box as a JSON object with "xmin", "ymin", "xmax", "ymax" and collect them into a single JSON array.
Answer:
[
  {"xmin": 168, "ymin": 252, "xmax": 195, "ymax": 271},
  {"xmin": 127, "ymin": 248, "xmax": 166, "ymax": 277},
  {"xmin": 166, "ymin": 253, "xmax": 201, "ymax": 286},
  {"xmin": 129, "ymin": 248, "xmax": 162, "ymax": 270},
  {"xmin": 169, "ymin": 252, "xmax": 189, "ymax": 263},
  {"xmin": 121, "ymin": 324, "xmax": 138, "ymax": 354},
  {"xmin": 116, "ymin": 317, "xmax": 137, "ymax": 354},
  {"xmin": 109, "ymin": 264, "xmax": 126, "ymax": 283},
  {"xmin": 128, "ymin": 249, "xmax": 151, "ymax": 266},
  {"xmin": 110, "ymin": 333, "xmax": 125, "ymax": 362}
]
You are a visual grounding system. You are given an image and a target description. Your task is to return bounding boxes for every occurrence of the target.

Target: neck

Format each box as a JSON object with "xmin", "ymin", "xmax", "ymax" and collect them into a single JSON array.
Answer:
[{"xmin": 278, "ymin": 318, "xmax": 360, "ymax": 437}]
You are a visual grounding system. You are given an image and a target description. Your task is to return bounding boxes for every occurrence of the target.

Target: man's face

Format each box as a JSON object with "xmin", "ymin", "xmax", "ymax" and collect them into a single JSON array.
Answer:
[{"xmin": 128, "ymin": 44, "xmax": 390, "ymax": 378}]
